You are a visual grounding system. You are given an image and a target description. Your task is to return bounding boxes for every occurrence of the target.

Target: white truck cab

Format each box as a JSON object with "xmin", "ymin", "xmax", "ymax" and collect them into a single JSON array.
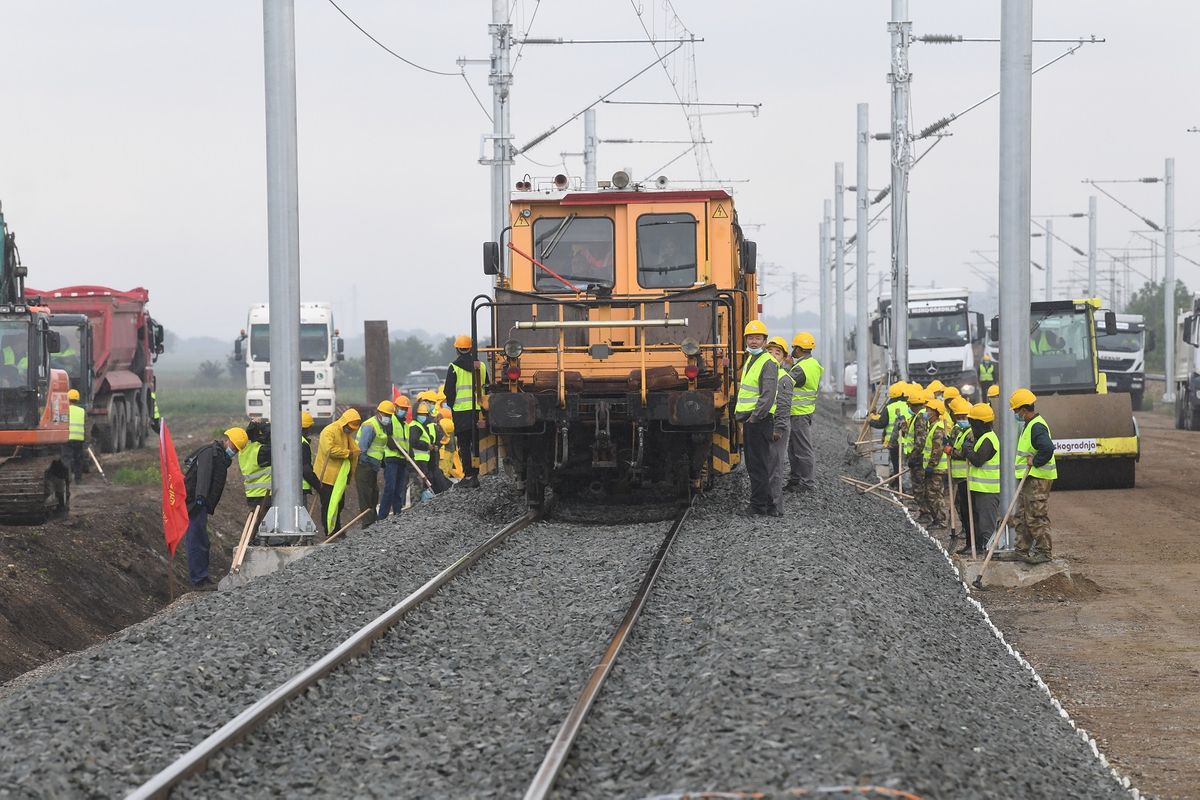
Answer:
[
  {"xmin": 1095, "ymin": 312, "xmax": 1152, "ymax": 410},
  {"xmin": 1176, "ymin": 294, "xmax": 1200, "ymax": 430},
  {"xmin": 234, "ymin": 303, "xmax": 344, "ymax": 427}
]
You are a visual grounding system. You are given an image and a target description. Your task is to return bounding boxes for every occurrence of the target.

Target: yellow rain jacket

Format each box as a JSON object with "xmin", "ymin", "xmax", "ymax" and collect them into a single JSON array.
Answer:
[{"xmin": 314, "ymin": 408, "xmax": 362, "ymax": 485}]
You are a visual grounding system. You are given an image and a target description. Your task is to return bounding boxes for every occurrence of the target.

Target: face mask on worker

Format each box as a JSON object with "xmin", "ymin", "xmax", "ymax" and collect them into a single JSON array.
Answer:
[
  {"xmin": 417, "ymin": 414, "xmax": 428, "ymax": 423},
  {"xmin": 1014, "ymin": 412, "xmax": 1024, "ymax": 423},
  {"xmin": 225, "ymin": 446, "xmax": 235, "ymax": 458},
  {"xmin": 746, "ymin": 346, "xmax": 763, "ymax": 356},
  {"xmin": 956, "ymin": 419, "xmax": 969, "ymax": 429}
]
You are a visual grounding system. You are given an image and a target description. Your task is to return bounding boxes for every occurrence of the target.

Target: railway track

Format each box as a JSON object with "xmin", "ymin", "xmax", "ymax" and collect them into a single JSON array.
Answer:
[{"xmin": 127, "ymin": 501, "xmax": 693, "ymax": 799}]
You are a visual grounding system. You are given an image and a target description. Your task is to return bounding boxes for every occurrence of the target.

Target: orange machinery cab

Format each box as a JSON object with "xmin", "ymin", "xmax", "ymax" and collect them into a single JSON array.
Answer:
[
  {"xmin": 474, "ymin": 179, "xmax": 758, "ymax": 504},
  {"xmin": 0, "ymin": 303, "xmax": 71, "ymax": 448}
]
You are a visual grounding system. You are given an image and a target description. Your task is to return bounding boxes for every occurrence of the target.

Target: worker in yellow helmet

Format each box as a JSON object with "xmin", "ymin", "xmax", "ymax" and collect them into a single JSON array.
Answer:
[
  {"xmin": 902, "ymin": 386, "xmax": 929, "ymax": 509},
  {"xmin": 977, "ymin": 352, "xmax": 996, "ymax": 396},
  {"xmin": 964, "ymin": 402, "xmax": 1000, "ymax": 554},
  {"xmin": 947, "ymin": 396, "xmax": 975, "ymax": 549},
  {"xmin": 443, "ymin": 334, "xmax": 488, "ymax": 490},
  {"xmin": 918, "ymin": 397, "xmax": 949, "ymax": 529},
  {"xmin": 66, "ymin": 388, "xmax": 86, "ymax": 483},
  {"xmin": 314, "ymin": 408, "xmax": 362, "ymax": 536},
  {"xmin": 1010, "ymin": 387, "xmax": 1056, "ymax": 563},
  {"xmin": 765, "ymin": 336, "xmax": 793, "ymax": 514},
  {"xmin": 356, "ymin": 400, "xmax": 402, "ymax": 528},
  {"xmin": 379, "ymin": 396, "xmax": 412, "ymax": 517},
  {"xmin": 786, "ymin": 331, "xmax": 823, "ymax": 492},
  {"xmin": 178, "ymin": 428, "xmax": 241, "ymax": 589},
  {"xmin": 987, "ymin": 384, "xmax": 1000, "ymax": 399},
  {"xmin": 870, "ymin": 381, "xmax": 911, "ymax": 479},
  {"xmin": 734, "ymin": 319, "xmax": 779, "ymax": 516},
  {"xmin": 299, "ymin": 410, "xmax": 320, "ymax": 503}
]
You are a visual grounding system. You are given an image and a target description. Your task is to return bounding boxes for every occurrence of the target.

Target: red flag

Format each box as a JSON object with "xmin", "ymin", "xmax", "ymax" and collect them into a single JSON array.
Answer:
[{"xmin": 158, "ymin": 421, "xmax": 190, "ymax": 556}]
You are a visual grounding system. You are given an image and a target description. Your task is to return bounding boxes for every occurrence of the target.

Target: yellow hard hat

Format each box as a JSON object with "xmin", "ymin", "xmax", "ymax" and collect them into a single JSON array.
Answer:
[
  {"xmin": 393, "ymin": 394, "xmax": 411, "ymax": 409},
  {"xmin": 987, "ymin": 384, "xmax": 1000, "ymax": 398},
  {"xmin": 926, "ymin": 379, "xmax": 946, "ymax": 394},
  {"xmin": 1009, "ymin": 387, "xmax": 1037, "ymax": 410},
  {"xmin": 942, "ymin": 386, "xmax": 961, "ymax": 400},
  {"xmin": 439, "ymin": 418, "xmax": 455, "ymax": 436},
  {"xmin": 905, "ymin": 386, "xmax": 926, "ymax": 405},
  {"xmin": 377, "ymin": 400, "xmax": 396, "ymax": 415},
  {"xmin": 416, "ymin": 390, "xmax": 437, "ymax": 403},
  {"xmin": 949, "ymin": 397, "xmax": 972, "ymax": 416},
  {"xmin": 926, "ymin": 397, "xmax": 945, "ymax": 415},
  {"xmin": 454, "ymin": 334, "xmax": 473, "ymax": 350},
  {"xmin": 744, "ymin": 319, "xmax": 768, "ymax": 337},
  {"xmin": 888, "ymin": 381, "xmax": 905, "ymax": 399},
  {"xmin": 766, "ymin": 335, "xmax": 788, "ymax": 353},
  {"xmin": 224, "ymin": 427, "xmax": 249, "ymax": 451},
  {"xmin": 416, "ymin": 402, "xmax": 432, "ymax": 416},
  {"xmin": 968, "ymin": 402, "xmax": 995, "ymax": 422},
  {"xmin": 792, "ymin": 332, "xmax": 816, "ymax": 350},
  {"xmin": 301, "ymin": 411, "xmax": 314, "ymax": 429},
  {"xmin": 67, "ymin": 388, "xmax": 80, "ymax": 401}
]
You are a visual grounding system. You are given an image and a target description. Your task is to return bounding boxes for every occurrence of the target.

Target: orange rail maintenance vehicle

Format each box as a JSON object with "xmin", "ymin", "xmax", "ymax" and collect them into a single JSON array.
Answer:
[{"xmin": 473, "ymin": 173, "xmax": 759, "ymax": 508}]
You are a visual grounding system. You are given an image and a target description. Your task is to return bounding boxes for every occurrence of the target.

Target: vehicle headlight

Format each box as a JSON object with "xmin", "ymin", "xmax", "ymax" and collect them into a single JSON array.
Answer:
[
  {"xmin": 504, "ymin": 339, "xmax": 524, "ymax": 359},
  {"xmin": 680, "ymin": 337, "xmax": 701, "ymax": 357},
  {"xmin": 960, "ymin": 383, "xmax": 976, "ymax": 397}
]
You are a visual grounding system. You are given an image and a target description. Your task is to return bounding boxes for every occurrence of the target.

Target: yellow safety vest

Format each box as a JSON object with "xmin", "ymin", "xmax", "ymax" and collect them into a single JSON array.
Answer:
[
  {"xmin": 789, "ymin": 357, "xmax": 822, "ymax": 416},
  {"xmin": 239, "ymin": 442, "xmax": 271, "ymax": 497},
  {"xmin": 1016, "ymin": 414, "xmax": 1057, "ymax": 480},
  {"xmin": 451, "ymin": 361, "xmax": 488, "ymax": 412},
  {"xmin": 150, "ymin": 390, "xmax": 161, "ymax": 421},
  {"xmin": 885, "ymin": 400, "xmax": 911, "ymax": 448},
  {"xmin": 735, "ymin": 352, "xmax": 777, "ymax": 416},
  {"xmin": 411, "ymin": 421, "xmax": 433, "ymax": 463},
  {"xmin": 364, "ymin": 416, "xmax": 392, "ymax": 462},
  {"xmin": 978, "ymin": 361, "xmax": 995, "ymax": 382},
  {"xmin": 969, "ymin": 431, "xmax": 1001, "ymax": 493},
  {"xmin": 301, "ymin": 436, "xmax": 312, "ymax": 492},
  {"xmin": 949, "ymin": 426, "xmax": 971, "ymax": 479},
  {"xmin": 922, "ymin": 416, "xmax": 949, "ymax": 472},
  {"xmin": 901, "ymin": 406, "xmax": 921, "ymax": 457},
  {"xmin": 68, "ymin": 403, "xmax": 86, "ymax": 442}
]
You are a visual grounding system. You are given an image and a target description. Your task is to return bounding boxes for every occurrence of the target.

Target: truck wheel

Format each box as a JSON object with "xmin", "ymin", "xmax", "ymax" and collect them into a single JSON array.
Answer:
[
  {"xmin": 128, "ymin": 406, "xmax": 142, "ymax": 449},
  {"xmin": 1191, "ymin": 395, "xmax": 1200, "ymax": 432},
  {"xmin": 112, "ymin": 403, "xmax": 126, "ymax": 452},
  {"xmin": 1178, "ymin": 391, "xmax": 1188, "ymax": 430},
  {"xmin": 1130, "ymin": 390, "xmax": 1144, "ymax": 412}
]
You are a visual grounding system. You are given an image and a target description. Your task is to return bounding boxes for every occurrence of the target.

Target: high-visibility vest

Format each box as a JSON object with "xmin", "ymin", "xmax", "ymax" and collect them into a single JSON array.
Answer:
[
  {"xmin": 68, "ymin": 403, "xmax": 86, "ymax": 442},
  {"xmin": 735, "ymin": 352, "xmax": 777, "ymax": 416},
  {"xmin": 451, "ymin": 361, "xmax": 488, "ymax": 412},
  {"xmin": 388, "ymin": 415, "xmax": 409, "ymax": 456},
  {"xmin": 1, "ymin": 346, "xmax": 13, "ymax": 365},
  {"xmin": 150, "ymin": 390, "xmax": 161, "ymax": 421},
  {"xmin": 969, "ymin": 431, "xmax": 1001, "ymax": 493},
  {"xmin": 1016, "ymin": 414, "xmax": 1057, "ymax": 480},
  {"xmin": 922, "ymin": 415, "xmax": 949, "ymax": 472},
  {"xmin": 901, "ymin": 407, "xmax": 920, "ymax": 457},
  {"xmin": 978, "ymin": 361, "xmax": 995, "ymax": 382},
  {"xmin": 789, "ymin": 357, "xmax": 822, "ymax": 416},
  {"xmin": 411, "ymin": 421, "xmax": 433, "ymax": 463},
  {"xmin": 364, "ymin": 416, "xmax": 392, "ymax": 462},
  {"xmin": 239, "ymin": 442, "xmax": 272, "ymax": 497},
  {"xmin": 1029, "ymin": 331, "xmax": 1053, "ymax": 354},
  {"xmin": 949, "ymin": 426, "xmax": 971, "ymax": 479},
  {"xmin": 885, "ymin": 400, "xmax": 911, "ymax": 448}
]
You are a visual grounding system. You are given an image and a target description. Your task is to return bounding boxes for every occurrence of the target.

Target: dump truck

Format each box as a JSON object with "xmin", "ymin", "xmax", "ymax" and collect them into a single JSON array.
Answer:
[
  {"xmin": 992, "ymin": 298, "xmax": 1139, "ymax": 489},
  {"xmin": 1175, "ymin": 294, "xmax": 1200, "ymax": 431},
  {"xmin": 866, "ymin": 287, "xmax": 987, "ymax": 398},
  {"xmin": 24, "ymin": 286, "xmax": 165, "ymax": 452},
  {"xmin": 1095, "ymin": 311, "xmax": 1153, "ymax": 410},
  {"xmin": 0, "ymin": 204, "xmax": 72, "ymax": 519},
  {"xmin": 233, "ymin": 303, "xmax": 343, "ymax": 428}
]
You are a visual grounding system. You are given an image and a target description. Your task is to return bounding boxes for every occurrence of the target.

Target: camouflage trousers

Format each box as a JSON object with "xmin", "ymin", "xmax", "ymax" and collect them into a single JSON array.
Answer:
[
  {"xmin": 920, "ymin": 471, "xmax": 946, "ymax": 525},
  {"xmin": 1015, "ymin": 477, "xmax": 1054, "ymax": 556}
]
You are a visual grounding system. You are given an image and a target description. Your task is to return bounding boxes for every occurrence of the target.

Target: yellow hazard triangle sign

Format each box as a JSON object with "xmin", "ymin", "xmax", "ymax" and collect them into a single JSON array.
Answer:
[
  {"xmin": 513, "ymin": 215, "xmax": 529, "ymax": 227},
  {"xmin": 711, "ymin": 204, "xmax": 728, "ymax": 219}
]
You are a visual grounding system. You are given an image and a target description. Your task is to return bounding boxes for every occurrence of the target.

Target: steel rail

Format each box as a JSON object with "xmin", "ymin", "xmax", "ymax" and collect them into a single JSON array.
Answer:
[
  {"xmin": 127, "ymin": 509, "xmax": 540, "ymax": 800},
  {"xmin": 523, "ymin": 500, "xmax": 694, "ymax": 800}
]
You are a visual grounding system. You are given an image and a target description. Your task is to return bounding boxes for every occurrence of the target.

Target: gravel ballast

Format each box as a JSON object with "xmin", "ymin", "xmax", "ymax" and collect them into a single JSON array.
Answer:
[{"xmin": 0, "ymin": 403, "xmax": 1134, "ymax": 799}]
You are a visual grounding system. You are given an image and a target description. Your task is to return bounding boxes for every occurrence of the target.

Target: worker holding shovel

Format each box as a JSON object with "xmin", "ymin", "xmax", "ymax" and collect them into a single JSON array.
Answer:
[
  {"xmin": 964, "ymin": 403, "xmax": 1000, "ymax": 556},
  {"xmin": 314, "ymin": 408, "xmax": 362, "ymax": 536},
  {"xmin": 1010, "ymin": 388, "xmax": 1057, "ymax": 564}
]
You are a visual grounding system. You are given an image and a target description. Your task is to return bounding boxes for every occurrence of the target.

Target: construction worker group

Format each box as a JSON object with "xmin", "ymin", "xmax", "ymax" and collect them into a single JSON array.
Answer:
[
  {"xmin": 735, "ymin": 320, "xmax": 824, "ymax": 516},
  {"xmin": 872, "ymin": 377, "xmax": 1056, "ymax": 564}
]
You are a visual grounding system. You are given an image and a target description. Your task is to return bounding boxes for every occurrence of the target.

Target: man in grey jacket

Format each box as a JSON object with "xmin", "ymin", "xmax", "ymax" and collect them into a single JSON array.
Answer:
[{"xmin": 766, "ymin": 337, "xmax": 793, "ymax": 516}]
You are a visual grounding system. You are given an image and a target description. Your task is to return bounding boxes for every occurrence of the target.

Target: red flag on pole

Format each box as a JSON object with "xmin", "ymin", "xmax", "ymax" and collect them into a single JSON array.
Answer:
[{"xmin": 158, "ymin": 421, "xmax": 190, "ymax": 556}]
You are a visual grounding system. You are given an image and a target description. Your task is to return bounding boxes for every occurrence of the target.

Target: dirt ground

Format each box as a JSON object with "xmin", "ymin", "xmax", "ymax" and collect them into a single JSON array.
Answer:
[
  {"xmin": 0, "ymin": 414, "xmax": 245, "ymax": 682},
  {"xmin": 980, "ymin": 410, "xmax": 1200, "ymax": 799}
]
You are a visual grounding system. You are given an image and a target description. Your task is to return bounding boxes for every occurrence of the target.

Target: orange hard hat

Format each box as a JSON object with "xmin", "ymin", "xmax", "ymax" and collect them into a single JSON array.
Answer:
[{"xmin": 454, "ymin": 334, "xmax": 472, "ymax": 350}]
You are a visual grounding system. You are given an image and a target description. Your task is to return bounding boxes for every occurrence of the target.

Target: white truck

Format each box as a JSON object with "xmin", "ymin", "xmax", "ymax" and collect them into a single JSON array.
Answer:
[
  {"xmin": 860, "ymin": 287, "xmax": 987, "ymax": 398},
  {"xmin": 233, "ymin": 303, "xmax": 344, "ymax": 428},
  {"xmin": 1175, "ymin": 294, "xmax": 1200, "ymax": 431},
  {"xmin": 1095, "ymin": 312, "xmax": 1153, "ymax": 411}
]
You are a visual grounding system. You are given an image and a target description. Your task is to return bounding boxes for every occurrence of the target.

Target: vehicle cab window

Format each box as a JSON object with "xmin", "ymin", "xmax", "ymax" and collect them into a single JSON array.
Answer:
[
  {"xmin": 636, "ymin": 213, "xmax": 698, "ymax": 289},
  {"xmin": 531, "ymin": 216, "xmax": 615, "ymax": 292}
]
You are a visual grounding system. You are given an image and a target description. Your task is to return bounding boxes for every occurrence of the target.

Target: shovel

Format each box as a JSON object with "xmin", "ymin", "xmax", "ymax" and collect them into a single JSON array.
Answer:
[
  {"xmin": 397, "ymin": 446, "xmax": 436, "ymax": 502},
  {"xmin": 972, "ymin": 468, "xmax": 1031, "ymax": 589},
  {"xmin": 86, "ymin": 446, "xmax": 109, "ymax": 483}
]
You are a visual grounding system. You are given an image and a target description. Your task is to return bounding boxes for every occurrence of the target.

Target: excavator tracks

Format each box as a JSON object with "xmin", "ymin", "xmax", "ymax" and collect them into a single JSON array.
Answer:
[{"xmin": 0, "ymin": 456, "xmax": 68, "ymax": 521}]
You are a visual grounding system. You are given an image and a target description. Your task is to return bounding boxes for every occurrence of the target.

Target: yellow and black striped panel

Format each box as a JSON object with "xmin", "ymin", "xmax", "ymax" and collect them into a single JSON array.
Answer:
[
  {"xmin": 477, "ymin": 433, "xmax": 500, "ymax": 476},
  {"xmin": 711, "ymin": 431, "xmax": 733, "ymax": 473}
]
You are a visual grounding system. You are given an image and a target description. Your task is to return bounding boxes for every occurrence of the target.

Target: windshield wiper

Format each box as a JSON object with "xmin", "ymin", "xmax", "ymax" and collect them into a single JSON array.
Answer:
[{"xmin": 538, "ymin": 213, "xmax": 577, "ymax": 261}]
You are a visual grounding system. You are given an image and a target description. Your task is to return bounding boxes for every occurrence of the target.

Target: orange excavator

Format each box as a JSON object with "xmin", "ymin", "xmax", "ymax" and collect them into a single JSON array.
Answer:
[{"xmin": 0, "ymin": 203, "xmax": 72, "ymax": 520}]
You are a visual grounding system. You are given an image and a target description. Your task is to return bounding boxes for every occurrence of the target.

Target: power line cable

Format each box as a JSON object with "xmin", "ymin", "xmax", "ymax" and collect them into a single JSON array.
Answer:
[
  {"xmin": 510, "ymin": 0, "xmax": 543, "ymax": 74},
  {"xmin": 326, "ymin": 0, "xmax": 460, "ymax": 76}
]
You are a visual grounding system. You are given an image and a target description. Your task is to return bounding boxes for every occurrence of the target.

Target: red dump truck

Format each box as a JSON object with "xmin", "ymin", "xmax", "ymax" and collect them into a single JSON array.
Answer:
[{"xmin": 23, "ymin": 286, "xmax": 165, "ymax": 452}]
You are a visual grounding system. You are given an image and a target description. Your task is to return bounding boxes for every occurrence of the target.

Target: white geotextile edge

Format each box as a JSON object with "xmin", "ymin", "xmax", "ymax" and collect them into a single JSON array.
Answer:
[{"xmin": 895, "ymin": 503, "xmax": 1142, "ymax": 799}]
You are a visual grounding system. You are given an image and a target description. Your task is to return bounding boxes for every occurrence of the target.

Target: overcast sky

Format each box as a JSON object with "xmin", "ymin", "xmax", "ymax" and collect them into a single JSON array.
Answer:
[{"xmin": 1, "ymin": 1, "xmax": 1197, "ymax": 340}]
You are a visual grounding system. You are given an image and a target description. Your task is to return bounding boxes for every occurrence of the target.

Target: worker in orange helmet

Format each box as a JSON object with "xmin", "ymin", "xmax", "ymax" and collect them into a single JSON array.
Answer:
[{"xmin": 442, "ymin": 334, "xmax": 488, "ymax": 489}]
